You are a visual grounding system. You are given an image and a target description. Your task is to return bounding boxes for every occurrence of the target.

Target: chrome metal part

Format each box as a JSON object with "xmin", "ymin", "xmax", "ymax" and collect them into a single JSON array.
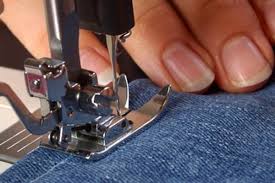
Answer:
[
  {"xmin": 24, "ymin": 58, "xmax": 67, "ymax": 101},
  {"xmin": 44, "ymin": 0, "xmax": 81, "ymax": 81},
  {"xmin": 0, "ymin": 0, "xmax": 171, "ymax": 161},
  {"xmin": 119, "ymin": 31, "xmax": 132, "ymax": 43},
  {"xmin": 41, "ymin": 85, "xmax": 170, "ymax": 159},
  {"xmin": 106, "ymin": 35, "xmax": 120, "ymax": 115},
  {"xmin": 0, "ymin": 82, "xmax": 57, "ymax": 135},
  {"xmin": 117, "ymin": 74, "xmax": 129, "ymax": 111},
  {"xmin": 0, "ymin": 111, "xmax": 46, "ymax": 163}
]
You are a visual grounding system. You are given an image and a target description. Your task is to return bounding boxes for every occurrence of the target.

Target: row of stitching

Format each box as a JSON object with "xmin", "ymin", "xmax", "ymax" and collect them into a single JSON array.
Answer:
[{"xmin": 29, "ymin": 156, "xmax": 72, "ymax": 183}]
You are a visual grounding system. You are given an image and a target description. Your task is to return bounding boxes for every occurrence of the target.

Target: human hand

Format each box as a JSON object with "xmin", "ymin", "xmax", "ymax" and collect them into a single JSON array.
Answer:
[{"xmin": 1, "ymin": 0, "xmax": 274, "ymax": 93}]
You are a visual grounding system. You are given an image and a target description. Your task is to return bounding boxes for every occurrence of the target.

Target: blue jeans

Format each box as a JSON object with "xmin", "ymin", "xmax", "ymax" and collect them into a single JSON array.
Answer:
[{"xmin": 1, "ymin": 79, "xmax": 275, "ymax": 183}]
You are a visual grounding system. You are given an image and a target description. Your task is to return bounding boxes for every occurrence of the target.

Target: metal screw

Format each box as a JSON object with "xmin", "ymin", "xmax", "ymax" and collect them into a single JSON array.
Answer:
[
  {"xmin": 50, "ymin": 130, "xmax": 59, "ymax": 145},
  {"xmin": 67, "ymin": 107, "xmax": 74, "ymax": 117},
  {"xmin": 32, "ymin": 79, "xmax": 41, "ymax": 89}
]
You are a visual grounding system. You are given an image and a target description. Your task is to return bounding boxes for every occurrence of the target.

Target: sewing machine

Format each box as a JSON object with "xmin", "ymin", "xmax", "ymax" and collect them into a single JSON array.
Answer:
[{"xmin": 0, "ymin": 0, "xmax": 170, "ymax": 165}]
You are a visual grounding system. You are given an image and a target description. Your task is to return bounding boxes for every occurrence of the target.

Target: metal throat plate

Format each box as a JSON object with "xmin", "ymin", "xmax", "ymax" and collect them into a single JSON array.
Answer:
[{"xmin": 0, "ymin": 121, "xmax": 43, "ymax": 163}]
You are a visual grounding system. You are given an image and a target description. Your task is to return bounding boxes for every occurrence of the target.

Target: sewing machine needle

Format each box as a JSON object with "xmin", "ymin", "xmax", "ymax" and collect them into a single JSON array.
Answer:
[{"xmin": 106, "ymin": 35, "xmax": 120, "ymax": 115}]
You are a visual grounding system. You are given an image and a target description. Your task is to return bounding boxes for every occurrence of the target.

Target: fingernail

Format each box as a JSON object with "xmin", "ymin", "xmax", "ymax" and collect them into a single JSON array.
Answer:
[
  {"xmin": 262, "ymin": 1, "xmax": 275, "ymax": 40},
  {"xmin": 222, "ymin": 36, "xmax": 272, "ymax": 88},
  {"xmin": 80, "ymin": 47, "xmax": 110, "ymax": 73},
  {"xmin": 162, "ymin": 42, "xmax": 214, "ymax": 92}
]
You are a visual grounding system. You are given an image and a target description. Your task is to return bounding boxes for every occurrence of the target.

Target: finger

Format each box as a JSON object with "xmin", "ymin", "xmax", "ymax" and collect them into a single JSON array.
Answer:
[
  {"xmin": 172, "ymin": 0, "xmax": 274, "ymax": 93},
  {"xmin": 0, "ymin": 0, "xmax": 111, "ymax": 83},
  {"xmin": 251, "ymin": 0, "xmax": 275, "ymax": 42},
  {"xmin": 123, "ymin": 0, "xmax": 215, "ymax": 92},
  {"xmin": 0, "ymin": 0, "xmax": 4, "ymax": 14}
]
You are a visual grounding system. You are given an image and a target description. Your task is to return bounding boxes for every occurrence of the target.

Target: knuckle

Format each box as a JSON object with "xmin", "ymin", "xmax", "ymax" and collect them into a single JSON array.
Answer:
[{"xmin": 134, "ymin": 0, "xmax": 167, "ymax": 24}]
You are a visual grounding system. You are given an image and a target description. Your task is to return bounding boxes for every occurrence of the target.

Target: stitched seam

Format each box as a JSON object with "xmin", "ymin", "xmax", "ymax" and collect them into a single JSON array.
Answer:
[{"xmin": 29, "ymin": 156, "xmax": 72, "ymax": 183}]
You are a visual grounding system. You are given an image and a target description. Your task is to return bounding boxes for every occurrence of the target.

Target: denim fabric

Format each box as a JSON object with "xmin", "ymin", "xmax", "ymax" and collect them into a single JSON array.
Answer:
[{"xmin": 1, "ymin": 78, "xmax": 275, "ymax": 183}]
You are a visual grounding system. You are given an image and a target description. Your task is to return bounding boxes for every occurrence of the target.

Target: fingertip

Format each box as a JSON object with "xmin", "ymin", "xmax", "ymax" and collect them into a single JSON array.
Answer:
[
  {"xmin": 79, "ymin": 46, "xmax": 111, "ymax": 72},
  {"xmin": 79, "ymin": 29, "xmax": 113, "ymax": 80},
  {"xmin": 79, "ymin": 29, "xmax": 110, "ymax": 61}
]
